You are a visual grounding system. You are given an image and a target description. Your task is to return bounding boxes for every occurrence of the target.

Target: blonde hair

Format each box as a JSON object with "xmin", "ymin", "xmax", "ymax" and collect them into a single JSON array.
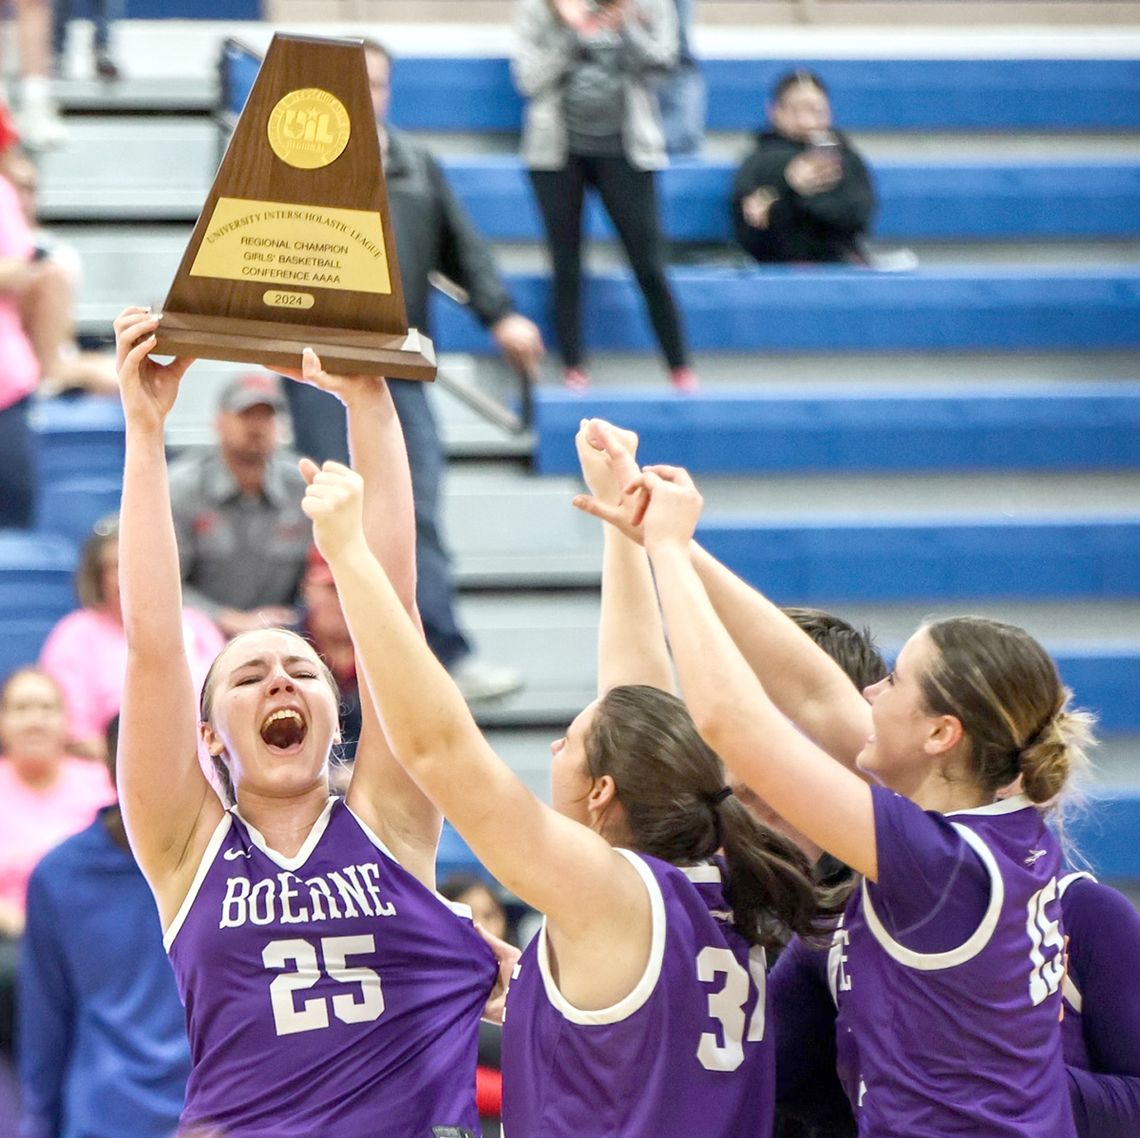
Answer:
[{"xmin": 918, "ymin": 616, "xmax": 1094, "ymax": 807}]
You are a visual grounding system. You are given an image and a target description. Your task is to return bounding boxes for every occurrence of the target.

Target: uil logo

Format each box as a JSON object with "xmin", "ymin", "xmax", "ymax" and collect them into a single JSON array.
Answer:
[{"xmin": 267, "ymin": 88, "xmax": 351, "ymax": 170}]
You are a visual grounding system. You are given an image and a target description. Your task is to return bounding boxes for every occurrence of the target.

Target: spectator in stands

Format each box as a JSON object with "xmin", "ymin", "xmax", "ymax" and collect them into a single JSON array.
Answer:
[
  {"xmin": 0, "ymin": 666, "xmax": 114, "ymax": 1062},
  {"xmin": 169, "ymin": 372, "xmax": 310, "ymax": 640},
  {"xmin": 2, "ymin": 145, "xmax": 119, "ymax": 396},
  {"xmin": 3, "ymin": 0, "xmax": 67, "ymax": 148},
  {"xmin": 39, "ymin": 515, "xmax": 224, "ymax": 760},
  {"xmin": 0, "ymin": 109, "xmax": 43, "ymax": 528},
  {"xmin": 651, "ymin": 0, "xmax": 705, "ymax": 156},
  {"xmin": 18, "ymin": 716, "xmax": 190, "ymax": 1138},
  {"xmin": 52, "ymin": 0, "xmax": 120, "ymax": 81},
  {"xmin": 285, "ymin": 38, "xmax": 542, "ymax": 703},
  {"xmin": 513, "ymin": 0, "xmax": 698, "ymax": 392},
  {"xmin": 732, "ymin": 70, "xmax": 875, "ymax": 265}
]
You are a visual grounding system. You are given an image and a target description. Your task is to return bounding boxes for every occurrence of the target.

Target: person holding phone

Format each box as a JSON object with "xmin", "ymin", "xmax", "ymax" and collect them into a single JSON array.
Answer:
[{"xmin": 731, "ymin": 70, "xmax": 875, "ymax": 265}]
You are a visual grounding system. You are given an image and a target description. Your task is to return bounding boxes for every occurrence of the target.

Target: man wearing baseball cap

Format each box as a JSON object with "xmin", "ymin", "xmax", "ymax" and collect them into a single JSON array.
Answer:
[{"xmin": 167, "ymin": 372, "xmax": 310, "ymax": 639}]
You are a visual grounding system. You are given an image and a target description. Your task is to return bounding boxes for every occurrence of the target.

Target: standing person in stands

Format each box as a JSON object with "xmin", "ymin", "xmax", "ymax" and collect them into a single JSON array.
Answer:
[
  {"xmin": 301, "ymin": 420, "xmax": 827, "ymax": 1137},
  {"xmin": 285, "ymin": 38, "xmax": 542, "ymax": 705},
  {"xmin": 513, "ymin": 0, "xmax": 699, "ymax": 391},
  {"xmin": 112, "ymin": 307, "xmax": 499, "ymax": 1138},
  {"xmin": 576, "ymin": 445, "xmax": 1088, "ymax": 1137},
  {"xmin": 732, "ymin": 70, "xmax": 874, "ymax": 265},
  {"xmin": 52, "ymin": 0, "xmax": 120, "ymax": 80}
]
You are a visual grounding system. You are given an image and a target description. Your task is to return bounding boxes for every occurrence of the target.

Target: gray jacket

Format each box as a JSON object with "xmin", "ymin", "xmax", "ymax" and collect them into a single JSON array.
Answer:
[{"xmin": 512, "ymin": 0, "xmax": 678, "ymax": 171}]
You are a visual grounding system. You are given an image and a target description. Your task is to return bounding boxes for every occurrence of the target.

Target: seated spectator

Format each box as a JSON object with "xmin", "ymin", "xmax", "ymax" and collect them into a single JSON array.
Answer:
[
  {"xmin": 18, "ymin": 717, "xmax": 191, "ymax": 1138},
  {"xmin": 732, "ymin": 70, "xmax": 874, "ymax": 265},
  {"xmin": 168, "ymin": 372, "xmax": 310, "ymax": 639},
  {"xmin": 2, "ymin": 144, "xmax": 118, "ymax": 395},
  {"xmin": 0, "ymin": 667, "xmax": 114, "ymax": 1061},
  {"xmin": 0, "ymin": 107, "xmax": 43, "ymax": 528},
  {"xmin": 39, "ymin": 515, "xmax": 224, "ymax": 760}
]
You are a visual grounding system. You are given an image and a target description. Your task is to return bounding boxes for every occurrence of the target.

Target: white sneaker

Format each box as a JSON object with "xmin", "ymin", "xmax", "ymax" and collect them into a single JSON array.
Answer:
[
  {"xmin": 449, "ymin": 656, "xmax": 523, "ymax": 703},
  {"xmin": 19, "ymin": 94, "xmax": 68, "ymax": 151}
]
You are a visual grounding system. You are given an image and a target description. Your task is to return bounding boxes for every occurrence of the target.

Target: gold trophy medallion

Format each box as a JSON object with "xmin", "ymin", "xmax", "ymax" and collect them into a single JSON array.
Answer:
[{"xmin": 267, "ymin": 88, "xmax": 351, "ymax": 170}]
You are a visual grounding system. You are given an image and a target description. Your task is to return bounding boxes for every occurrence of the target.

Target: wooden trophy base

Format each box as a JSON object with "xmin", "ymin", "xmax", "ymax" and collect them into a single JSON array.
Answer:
[{"xmin": 154, "ymin": 311, "xmax": 436, "ymax": 381}]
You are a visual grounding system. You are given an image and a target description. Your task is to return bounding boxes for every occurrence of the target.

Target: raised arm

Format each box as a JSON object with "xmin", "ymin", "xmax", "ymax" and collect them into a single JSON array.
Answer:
[
  {"xmin": 573, "ymin": 421, "xmax": 871, "ymax": 766},
  {"xmin": 576, "ymin": 419, "xmax": 672, "ymax": 694},
  {"xmin": 302, "ymin": 463, "xmax": 652, "ymax": 1004},
  {"xmin": 279, "ymin": 351, "xmax": 440, "ymax": 886},
  {"xmin": 632, "ymin": 465, "xmax": 879, "ymax": 879},
  {"xmin": 113, "ymin": 308, "xmax": 222, "ymax": 920}
]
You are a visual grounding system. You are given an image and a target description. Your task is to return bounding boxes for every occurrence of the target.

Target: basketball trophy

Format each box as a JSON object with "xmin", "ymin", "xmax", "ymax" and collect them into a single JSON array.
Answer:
[{"xmin": 154, "ymin": 32, "xmax": 435, "ymax": 380}]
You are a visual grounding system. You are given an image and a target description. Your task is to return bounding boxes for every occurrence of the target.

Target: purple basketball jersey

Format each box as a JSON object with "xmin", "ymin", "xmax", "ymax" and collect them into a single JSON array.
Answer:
[
  {"xmin": 166, "ymin": 797, "xmax": 496, "ymax": 1137},
  {"xmin": 501, "ymin": 850, "xmax": 774, "ymax": 1138},
  {"xmin": 829, "ymin": 790, "xmax": 1075, "ymax": 1137}
]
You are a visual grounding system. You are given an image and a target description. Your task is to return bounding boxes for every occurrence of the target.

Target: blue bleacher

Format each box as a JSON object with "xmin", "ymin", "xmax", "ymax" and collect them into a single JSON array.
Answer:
[
  {"xmin": 32, "ymin": 397, "xmax": 125, "ymax": 485},
  {"xmin": 221, "ymin": 52, "xmax": 1140, "ymax": 132},
  {"xmin": 696, "ymin": 517, "xmax": 1140, "ymax": 605},
  {"xmin": 1069, "ymin": 791, "xmax": 1140, "ymax": 881},
  {"xmin": 433, "ymin": 267, "xmax": 1140, "ymax": 354},
  {"xmin": 36, "ymin": 477, "xmax": 122, "ymax": 549},
  {"xmin": 531, "ymin": 385, "xmax": 1140, "ymax": 476},
  {"xmin": 0, "ymin": 533, "xmax": 77, "ymax": 622},
  {"xmin": 349, "ymin": 57, "xmax": 1140, "ymax": 133},
  {"xmin": 441, "ymin": 156, "xmax": 1140, "ymax": 243},
  {"xmin": 126, "ymin": 0, "xmax": 258, "ymax": 18}
]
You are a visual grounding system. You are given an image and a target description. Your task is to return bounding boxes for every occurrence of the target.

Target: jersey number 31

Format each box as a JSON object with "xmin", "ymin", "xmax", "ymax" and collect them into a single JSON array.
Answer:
[{"xmin": 696, "ymin": 946, "xmax": 767, "ymax": 1072}]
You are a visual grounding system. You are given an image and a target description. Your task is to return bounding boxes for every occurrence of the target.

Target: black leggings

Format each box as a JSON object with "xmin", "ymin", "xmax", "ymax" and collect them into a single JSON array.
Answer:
[{"xmin": 529, "ymin": 155, "xmax": 688, "ymax": 370}]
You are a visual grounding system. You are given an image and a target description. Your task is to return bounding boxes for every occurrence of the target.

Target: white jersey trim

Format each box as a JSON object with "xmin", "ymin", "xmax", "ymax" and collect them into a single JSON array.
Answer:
[
  {"xmin": 234, "ymin": 796, "xmax": 336, "ymax": 871},
  {"xmin": 535, "ymin": 847, "xmax": 666, "ymax": 1026},
  {"xmin": 1058, "ymin": 870, "xmax": 1096, "ymax": 1011},
  {"xmin": 681, "ymin": 863, "xmax": 723, "ymax": 884},
  {"xmin": 163, "ymin": 812, "xmax": 233, "ymax": 952},
  {"xmin": 860, "ymin": 823, "xmax": 1004, "ymax": 971},
  {"xmin": 946, "ymin": 793, "xmax": 1033, "ymax": 817}
]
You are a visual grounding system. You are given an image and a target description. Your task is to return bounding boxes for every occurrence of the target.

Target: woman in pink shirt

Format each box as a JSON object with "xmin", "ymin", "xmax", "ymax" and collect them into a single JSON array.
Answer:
[
  {"xmin": 0, "ymin": 666, "xmax": 114, "ymax": 1064},
  {"xmin": 39, "ymin": 516, "xmax": 225, "ymax": 760},
  {"xmin": 0, "ymin": 667, "xmax": 114, "ymax": 937}
]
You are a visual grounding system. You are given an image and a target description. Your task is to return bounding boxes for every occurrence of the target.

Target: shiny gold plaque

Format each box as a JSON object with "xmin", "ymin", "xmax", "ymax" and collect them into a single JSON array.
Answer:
[
  {"xmin": 191, "ymin": 198, "xmax": 392, "ymax": 294},
  {"xmin": 154, "ymin": 33, "xmax": 435, "ymax": 380}
]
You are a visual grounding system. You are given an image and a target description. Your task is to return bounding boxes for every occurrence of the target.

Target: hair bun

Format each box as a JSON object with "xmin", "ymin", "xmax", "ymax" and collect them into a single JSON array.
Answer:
[{"xmin": 1018, "ymin": 702, "xmax": 1095, "ymax": 804}]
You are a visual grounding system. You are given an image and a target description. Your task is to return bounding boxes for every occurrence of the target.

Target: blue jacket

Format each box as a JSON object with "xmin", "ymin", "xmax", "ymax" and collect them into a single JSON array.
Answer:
[{"xmin": 18, "ymin": 809, "xmax": 189, "ymax": 1138}]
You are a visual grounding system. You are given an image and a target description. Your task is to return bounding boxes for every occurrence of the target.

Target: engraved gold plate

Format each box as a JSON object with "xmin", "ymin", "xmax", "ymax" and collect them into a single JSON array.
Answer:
[
  {"xmin": 263, "ymin": 290, "xmax": 315, "ymax": 309},
  {"xmin": 190, "ymin": 197, "xmax": 392, "ymax": 294},
  {"xmin": 267, "ymin": 88, "xmax": 351, "ymax": 170}
]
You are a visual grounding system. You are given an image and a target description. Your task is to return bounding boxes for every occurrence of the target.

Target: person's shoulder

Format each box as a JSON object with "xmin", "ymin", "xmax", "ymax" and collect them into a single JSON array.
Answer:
[
  {"xmin": 44, "ymin": 605, "xmax": 95, "ymax": 635},
  {"xmin": 29, "ymin": 814, "xmax": 106, "ymax": 883},
  {"xmin": 1063, "ymin": 874, "xmax": 1140, "ymax": 931}
]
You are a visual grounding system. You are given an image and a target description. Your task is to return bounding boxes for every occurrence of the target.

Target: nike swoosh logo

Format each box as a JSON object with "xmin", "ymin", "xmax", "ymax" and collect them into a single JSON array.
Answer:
[{"xmin": 223, "ymin": 847, "xmax": 252, "ymax": 861}]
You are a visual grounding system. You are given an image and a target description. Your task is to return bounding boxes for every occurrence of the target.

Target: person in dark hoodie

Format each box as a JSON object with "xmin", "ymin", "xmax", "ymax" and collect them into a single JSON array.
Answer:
[{"xmin": 731, "ymin": 70, "xmax": 874, "ymax": 265}]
